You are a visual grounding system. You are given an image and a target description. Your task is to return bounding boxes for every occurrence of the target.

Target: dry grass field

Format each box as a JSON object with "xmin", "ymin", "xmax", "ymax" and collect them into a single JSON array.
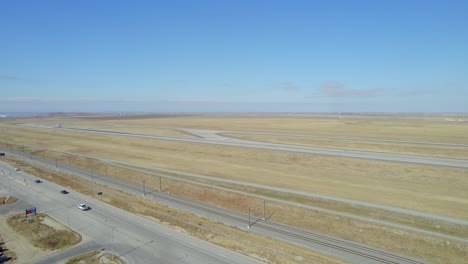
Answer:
[
  {"xmin": 66, "ymin": 125, "xmax": 195, "ymax": 138},
  {"xmin": 11, "ymin": 113, "xmax": 468, "ymax": 142},
  {"xmin": 51, "ymin": 114, "xmax": 468, "ymax": 143},
  {"xmin": 1, "ymin": 117, "xmax": 467, "ymax": 220}
]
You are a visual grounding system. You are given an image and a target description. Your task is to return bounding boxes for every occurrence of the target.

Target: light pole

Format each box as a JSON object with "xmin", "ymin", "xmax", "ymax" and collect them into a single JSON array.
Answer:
[
  {"xmin": 248, "ymin": 206, "xmax": 251, "ymax": 229},
  {"xmin": 111, "ymin": 227, "xmax": 116, "ymax": 260},
  {"xmin": 263, "ymin": 200, "xmax": 266, "ymax": 220}
]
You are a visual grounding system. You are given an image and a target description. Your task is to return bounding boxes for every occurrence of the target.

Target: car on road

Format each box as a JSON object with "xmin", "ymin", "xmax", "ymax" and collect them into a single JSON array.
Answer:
[
  {"xmin": 14, "ymin": 168, "xmax": 20, "ymax": 171},
  {"xmin": 78, "ymin": 204, "xmax": 89, "ymax": 211},
  {"xmin": 34, "ymin": 179, "xmax": 41, "ymax": 183},
  {"xmin": 60, "ymin": 190, "xmax": 69, "ymax": 194}
]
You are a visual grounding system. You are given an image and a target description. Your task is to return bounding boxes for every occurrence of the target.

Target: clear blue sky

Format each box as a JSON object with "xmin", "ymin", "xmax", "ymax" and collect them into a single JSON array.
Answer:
[{"xmin": 1, "ymin": 0, "xmax": 467, "ymax": 112}]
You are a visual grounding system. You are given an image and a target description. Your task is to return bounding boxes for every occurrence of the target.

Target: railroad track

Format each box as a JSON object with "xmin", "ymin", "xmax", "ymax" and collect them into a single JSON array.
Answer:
[{"xmin": 87, "ymin": 170, "xmax": 423, "ymax": 264}]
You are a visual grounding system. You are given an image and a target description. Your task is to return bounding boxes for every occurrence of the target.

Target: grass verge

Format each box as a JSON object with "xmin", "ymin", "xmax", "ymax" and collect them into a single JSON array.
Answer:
[
  {"xmin": 66, "ymin": 251, "xmax": 125, "ymax": 264},
  {"xmin": 0, "ymin": 196, "xmax": 18, "ymax": 205},
  {"xmin": 7, "ymin": 213, "xmax": 81, "ymax": 250}
]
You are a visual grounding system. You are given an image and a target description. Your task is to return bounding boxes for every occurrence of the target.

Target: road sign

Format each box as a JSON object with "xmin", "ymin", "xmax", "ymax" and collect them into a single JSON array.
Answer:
[{"xmin": 25, "ymin": 207, "xmax": 36, "ymax": 215}]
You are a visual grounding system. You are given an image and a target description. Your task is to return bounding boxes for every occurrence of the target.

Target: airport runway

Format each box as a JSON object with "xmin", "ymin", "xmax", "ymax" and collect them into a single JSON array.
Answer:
[
  {"xmin": 20, "ymin": 124, "xmax": 468, "ymax": 168},
  {"xmin": 0, "ymin": 162, "xmax": 262, "ymax": 264}
]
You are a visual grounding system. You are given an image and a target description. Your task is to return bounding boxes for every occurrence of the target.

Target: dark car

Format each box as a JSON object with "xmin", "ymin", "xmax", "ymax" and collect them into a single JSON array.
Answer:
[
  {"xmin": 60, "ymin": 190, "xmax": 69, "ymax": 194},
  {"xmin": 34, "ymin": 179, "xmax": 41, "ymax": 183}
]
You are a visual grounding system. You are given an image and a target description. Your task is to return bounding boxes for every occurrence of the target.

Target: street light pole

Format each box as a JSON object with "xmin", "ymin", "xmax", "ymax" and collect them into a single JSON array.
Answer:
[
  {"xmin": 67, "ymin": 207, "xmax": 70, "ymax": 227},
  {"xmin": 248, "ymin": 206, "xmax": 251, "ymax": 229},
  {"xmin": 112, "ymin": 227, "xmax": 116, "ymax": 260},
  {"xmin": 263, "ymin": 200, "xmax": 266, "ymax": 220}
]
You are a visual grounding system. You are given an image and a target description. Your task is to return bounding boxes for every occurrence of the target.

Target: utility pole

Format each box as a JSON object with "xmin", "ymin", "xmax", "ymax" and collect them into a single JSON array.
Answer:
[
  {"xmin": 263, "ymin": 200, "xmax": 266, "ymax": 220},
  {"xmin": 55, "ymin": 159, "xmax": 58, "ymax": 169},
  {"xmin": 248, "ymin": 206, "xmax": 251, "ymax": 229},
  {"xmin": 111, "ymin": 227, "xmax": 116, "ymax": 260},
  {"xmin": 142, "ymin": 179, "xmax": 146, "ymax": 196},
  {"xmin": 159, "ymin": 176, "xmax": 161, "ymax": 191},
  {"xmin": 67, "ymin": 207, "xmax": 70, "ymax": 227}
]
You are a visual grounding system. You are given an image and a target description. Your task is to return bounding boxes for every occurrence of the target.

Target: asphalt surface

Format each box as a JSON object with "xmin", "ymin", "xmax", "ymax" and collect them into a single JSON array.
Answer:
[
  {"xmin": 20, "ymin": 124, "xmax": 468, "ymax": 168},
  {"xmin": 1, "ymin": 153, "xmax": 428, "ymax": 263},
  {"xmin": 0, "ymin": 162, "xmax": 263, "ymax": 264}
]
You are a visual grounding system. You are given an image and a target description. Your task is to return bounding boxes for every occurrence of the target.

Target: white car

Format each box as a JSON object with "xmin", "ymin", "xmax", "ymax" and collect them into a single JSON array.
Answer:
[
  {"xmin": 14, "ymin": 168, "xmax": 20, "ymax": 171},
  {"xmin": 78, "ymin": 204, "xmax": 89, "ymax": 211}
]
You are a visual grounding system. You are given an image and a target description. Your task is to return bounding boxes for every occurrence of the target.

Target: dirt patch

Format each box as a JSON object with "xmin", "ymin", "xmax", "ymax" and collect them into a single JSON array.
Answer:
[
  {"xmin": 41, "ymin": 216, "xmax": 68, "ymax": 231},
  {"xmin": 7, "ymin": 213, "xmax": 81, "ymax": 251},
  {"xmin": 0, "ymin": 213, "xmax": 48, "ymax": 263},
  {"xmin": 65, "ymin": 251, "xmax": 126, "ymax": 264},
  {"xmin": 0, "ymin": 196, "xmax": 18, "ymax": 205}
]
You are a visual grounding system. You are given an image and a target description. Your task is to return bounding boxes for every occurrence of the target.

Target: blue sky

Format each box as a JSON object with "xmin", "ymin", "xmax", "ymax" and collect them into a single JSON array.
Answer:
[{"xmin": 1, "ymin": 0, "xmax": 467, "ymax": 112}]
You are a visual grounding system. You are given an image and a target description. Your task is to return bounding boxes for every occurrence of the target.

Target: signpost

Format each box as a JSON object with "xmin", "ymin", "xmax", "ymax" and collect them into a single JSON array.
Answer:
[{"xmin": 25, "ymin": 207, "xmax": 37, "ymax": 216}]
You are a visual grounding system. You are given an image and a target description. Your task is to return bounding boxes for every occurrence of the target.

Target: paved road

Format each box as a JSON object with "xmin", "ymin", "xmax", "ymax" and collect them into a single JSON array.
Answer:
[
  {"xmin": 19, "ymin": 124, "xmax": 468, "ymax": 168},
  {"xmin": 1, "ymin": 153, "xmax": 429, "ymax": 263},
  {"xmin": 0, "ymin": 162, "xmax": 263, "ymax": 264}
]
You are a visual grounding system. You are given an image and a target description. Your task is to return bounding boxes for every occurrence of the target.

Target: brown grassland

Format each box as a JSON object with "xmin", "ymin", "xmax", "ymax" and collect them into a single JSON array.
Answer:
[
  {"xmin": 0, "ymin": 117, "xmax": 467, "ymax": 219},
  {"xmin": 0, "ymin": 196, "xmax": 18, "ymax": 205},
  {"xmin": 66, "ymin": 251, "xmax": 126, "ymax": 264},
  {"xmin": 49, "ymin": 114, "xmax": 468, "ymax": 143}
]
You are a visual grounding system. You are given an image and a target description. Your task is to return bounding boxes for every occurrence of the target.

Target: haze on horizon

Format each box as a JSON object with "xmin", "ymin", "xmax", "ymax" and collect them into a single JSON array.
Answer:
[{"xmin": 1, "ymin": 1, "xmax": 467, "ymax": 113}]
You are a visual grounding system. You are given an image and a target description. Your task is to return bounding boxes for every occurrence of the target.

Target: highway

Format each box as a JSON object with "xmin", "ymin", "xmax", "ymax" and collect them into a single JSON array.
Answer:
[
  {"xmin": 20, "ymin": 124, "xmax": 468, "ymax": 169},
  {"xmin": 0, "ymin": 162, "xmax": 263, "ymax": 264},
  {"xmin": 1, "ymin": 152, "xmax": 427, "ymax": 263}
]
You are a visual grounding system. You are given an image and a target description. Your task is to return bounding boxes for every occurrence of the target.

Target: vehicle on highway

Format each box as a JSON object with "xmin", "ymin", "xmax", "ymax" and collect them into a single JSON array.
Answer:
[
  {"xmin": 78, "ymin": 204, "xmax": 89, "ymax": 211},
  {"xmin": 14, "ymin": 168, "xmax": 20, "ymax": 171},
  {"xmin": 60, "ymin": 190, "xmax": 69, "ymax": 194},
  {"xmin": 34, "ymin": 179, "xmax": 41, "ymax": 183}
]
